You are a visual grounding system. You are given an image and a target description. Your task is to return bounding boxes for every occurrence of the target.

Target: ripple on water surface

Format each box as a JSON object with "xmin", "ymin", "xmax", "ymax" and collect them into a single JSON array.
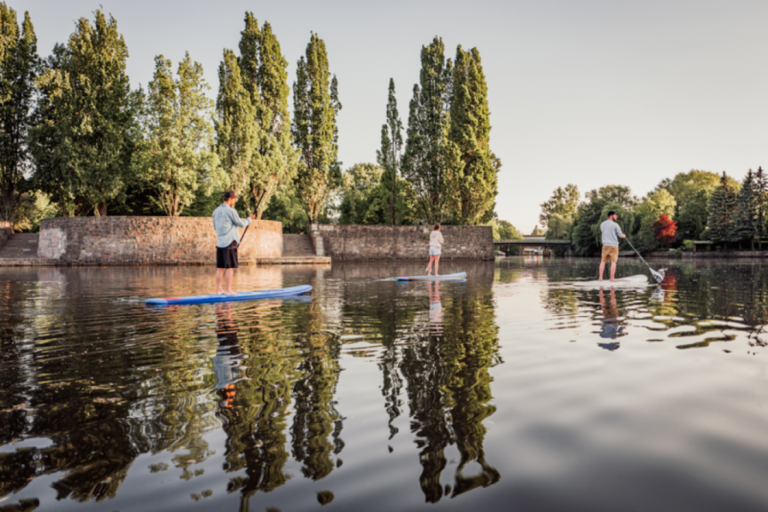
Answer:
[{"xmin": 1, "ymin": 259, "xmax": 768, "ymax": 511}]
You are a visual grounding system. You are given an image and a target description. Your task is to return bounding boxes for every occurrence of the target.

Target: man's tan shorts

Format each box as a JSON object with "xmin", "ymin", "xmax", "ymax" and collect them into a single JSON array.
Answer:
[{"xmin": 601, "ymin": 246, "xmax": 619, "ymax": 263}]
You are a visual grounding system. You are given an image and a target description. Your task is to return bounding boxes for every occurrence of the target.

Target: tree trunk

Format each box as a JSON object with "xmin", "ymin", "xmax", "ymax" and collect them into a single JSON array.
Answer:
[{"xmin": 98, "ymin": 202, "xmax": 107, "ymax": 217}]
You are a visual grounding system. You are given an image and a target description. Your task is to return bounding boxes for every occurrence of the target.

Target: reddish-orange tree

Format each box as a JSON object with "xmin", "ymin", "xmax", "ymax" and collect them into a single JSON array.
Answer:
[{"xmin": 654, "ymin": 214, "xmax": 677, "ymax": 248}]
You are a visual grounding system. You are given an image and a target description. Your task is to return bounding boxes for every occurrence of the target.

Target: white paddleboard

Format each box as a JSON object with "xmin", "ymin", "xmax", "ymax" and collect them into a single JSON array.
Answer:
[
  {"xmin": 572, "ymin": 274, "xmax": 649, "ymax": 288},
  {"xmin": 396, "ymin": 272, "xmax": 467, "ymax": 281}
]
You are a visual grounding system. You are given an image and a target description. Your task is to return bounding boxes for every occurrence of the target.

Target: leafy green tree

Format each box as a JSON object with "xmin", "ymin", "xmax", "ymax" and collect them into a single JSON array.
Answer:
[
  {"xmin": 338, "ymin": 163, "xmax": 383, "ymax": 224},
  {"xmin": 401, "ymin": 37, "xmax": 452, "ymax": 223},
  {"xmin": 531, "ymin": 225, "xmax": 544, "ymax": 236},
  {"xmin": 29, "ymin": 10, "xmax": 135, "ymax": 217},
  {"xmin": 634, "ymin": 189, "xmax": 676, "ymax": 253},
  {"xmin": 754, "ymin": 167, "xmax": 768, "ymax": 250},
  {"xmin": 292, "ymin": 32, "xmax": 341, "ymax": 224},
  {"xmin": 734, "ymin": 169, "xmax": 758, "ymax": 249},
  {"xmin": 675, "ymin": 189, "xmax": 709, "ymax": 241},
  {"xmin": 498, "ymin": 220, "xmax": 522, "ymax": 241},
  {"xmin": 215, "ymin": 49, "xmax": 258, "ymax": 196},
  {"xmin": 132, "ymin": 53, "xmax": 223, "ymax": 216},
  {"xmin": 540, "ymin": 184, "xmax": 579, "ymax": 229},
  {"xmin": 0, "ymin": 4, "xmax": 37, "ymax": 229},
  {"xmin": 238, "ymin": 13, "xmax": 298, "ymax": 219},
  {"xmin": 376, "ymin": 78, "xmax": 404, "ymax": 225},
  {"xmin": 263, "ymin": 184, "xmax": 309, "ymax": 233},
  {"xmin": 444, "ymin": 46, "xmax": 497, "ymax": 225},
  {"xmin": 585, "ymin": 185, "xmax": 638, "ymax": 209},
  {"xmin": 707, "ymin": 172, "xmax": 739, "ymax": 247}
]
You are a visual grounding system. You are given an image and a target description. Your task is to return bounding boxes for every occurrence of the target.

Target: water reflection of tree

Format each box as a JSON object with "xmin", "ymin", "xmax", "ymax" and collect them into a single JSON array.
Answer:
[
  {"xmin": 290, "ymin": 300, "xmax": 345, "ymax": 481},
  {"xmin": 400, "ymin": 282, "xmax": 501, "ymax": 503}
]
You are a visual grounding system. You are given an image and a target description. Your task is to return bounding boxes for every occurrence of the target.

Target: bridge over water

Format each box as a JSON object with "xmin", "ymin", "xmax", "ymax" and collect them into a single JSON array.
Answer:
[{"xmin": 494, "ymin": 236, "xmax": 572, "ymax": 255}]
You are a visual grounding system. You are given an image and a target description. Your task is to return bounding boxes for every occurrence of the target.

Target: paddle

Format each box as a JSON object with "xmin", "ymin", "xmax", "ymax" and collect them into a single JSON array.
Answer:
[
  {"xmin": 623, "ymin": 237, "xmax": 665, "ymax": 283},
  {"xmin": 239, "ymin": 190, "xmax": 266, "ymax": 245}
]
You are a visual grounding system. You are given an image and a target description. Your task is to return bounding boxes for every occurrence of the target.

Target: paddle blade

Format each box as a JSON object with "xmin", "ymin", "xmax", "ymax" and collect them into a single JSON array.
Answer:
[{"xmin": 651, "ymin": 269, "xmax": 665, "ymax": 283}]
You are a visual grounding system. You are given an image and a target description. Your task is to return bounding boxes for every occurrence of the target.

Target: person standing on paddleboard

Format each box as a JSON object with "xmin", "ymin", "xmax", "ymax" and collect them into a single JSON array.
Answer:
[
  {"xmin": 599, "ymin": 210, "xmax": 626, "ymax": 282},
  {"xmin": 426, "ymin": 223, "xmax": 444, "ymax": 276},
  {"xmin": 213, "ymin": 191, "xmax": 255, "ymax": 295}
]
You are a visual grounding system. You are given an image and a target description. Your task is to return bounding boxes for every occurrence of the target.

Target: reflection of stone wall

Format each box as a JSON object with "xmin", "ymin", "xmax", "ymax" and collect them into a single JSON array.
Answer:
[
  {"xmin": 315, "ymin": 225, "xmax": 494, "ymax": 261},
  {"xmin": 38, "ymin": 217, "xmax": 282, "ymax": 264},
  {"xmin": 0, "ymin": 227, "xmax": 11, "ymax": 250}
]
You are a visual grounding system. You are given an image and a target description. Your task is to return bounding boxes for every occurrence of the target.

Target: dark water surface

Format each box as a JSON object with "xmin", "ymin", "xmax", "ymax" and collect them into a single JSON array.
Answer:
[{"xmin": 2, "ymin": 258, "xmax": 768, "ymax": 511}]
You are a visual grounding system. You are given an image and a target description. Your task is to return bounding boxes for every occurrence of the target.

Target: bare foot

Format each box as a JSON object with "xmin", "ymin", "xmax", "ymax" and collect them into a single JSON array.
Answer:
[
  {"xmin": 216, "ymin": 289, "xmax": 224, "ymax": 295},
  {"xmin": 610, "ymin": 279, "xmax": 617, "ymax": 282},
  {"xmin": 225, "ymin": 290, "xmax": 237, "ymax": 295}
]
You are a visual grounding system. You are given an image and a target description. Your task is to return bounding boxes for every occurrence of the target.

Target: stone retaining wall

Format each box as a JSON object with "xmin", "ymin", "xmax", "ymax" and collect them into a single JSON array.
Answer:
[
  {"xmin": 314, "ymin": 224, "xmax": 494, "ymax": 261},
  {"xmin": 0, "ymin": 227, "xmax": 11, "ymax": 251},
  {"xmin": 38, "ymin": 217, "xmax": 282, "ymax": 264}
]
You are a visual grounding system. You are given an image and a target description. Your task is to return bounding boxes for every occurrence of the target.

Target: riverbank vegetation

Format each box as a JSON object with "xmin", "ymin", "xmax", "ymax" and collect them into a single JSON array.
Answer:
[
  {"xmin": 1, "ymin": 5, "xmax": 510, "ymax": 235},
  {"xmin": 541, "ymin": 168, "xmax": 767, "ymax": 255}
]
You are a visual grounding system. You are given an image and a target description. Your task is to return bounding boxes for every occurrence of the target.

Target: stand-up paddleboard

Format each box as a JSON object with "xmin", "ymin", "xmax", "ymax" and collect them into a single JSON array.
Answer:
[
  {"xmin": 145, "ymin": 285, "xmax": 312, "ymax": 305},
  {"xmin": 572, "ymin": 274, "xmax": 648, "ymax": 288},
  {"xmin": 396, "ymin": 272, "xmax": 467, "ymax": 281}
]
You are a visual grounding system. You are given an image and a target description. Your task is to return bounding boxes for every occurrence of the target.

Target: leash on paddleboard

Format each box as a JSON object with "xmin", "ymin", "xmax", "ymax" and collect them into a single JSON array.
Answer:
[
  {"xmin": 239, "ymin": 189, "xmax": 267, "ymax": 245},
  {"xmin": 623, "ymin": 238, "xmax": 665, "ymax": 283}
]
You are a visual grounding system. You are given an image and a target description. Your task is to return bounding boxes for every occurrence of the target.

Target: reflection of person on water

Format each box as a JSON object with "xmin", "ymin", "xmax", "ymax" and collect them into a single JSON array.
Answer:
[
  {"xmin": 598, "ymin": 287, "xmax": 625, "ymax": 351},
  {"xmin": 428, "ymin": 281, "xmax": 443, "ymax": 335},
  {"xmin": 426, "ymin": 223, "xmax": 444, "ymax": 276},
  {"xmin": 213, "ymin": 303, "xmax": 247, "ymax": 408}
]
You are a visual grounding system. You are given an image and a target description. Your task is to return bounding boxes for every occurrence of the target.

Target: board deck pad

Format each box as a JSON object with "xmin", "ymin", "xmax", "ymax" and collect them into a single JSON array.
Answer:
[
  {"xmin": 396, "ymin": 272, "xmax": 467, "ymax": 281},
  {"xmin": 145, "ymin": 285, "xmax": 312, "ymax": 305}
]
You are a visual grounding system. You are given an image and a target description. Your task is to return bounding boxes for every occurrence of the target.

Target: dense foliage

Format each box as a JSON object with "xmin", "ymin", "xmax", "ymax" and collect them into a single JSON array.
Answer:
[
  {"xmin": 543, "ymin": 168, "xmax": 767, "ymax": 256},
  {"xmin": 4, "ymin": 10, "xmax": 503, "ymax": 233}
]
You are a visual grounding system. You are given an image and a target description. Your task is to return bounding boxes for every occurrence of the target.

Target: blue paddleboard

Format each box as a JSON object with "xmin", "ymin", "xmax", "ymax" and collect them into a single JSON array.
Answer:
[
  {"xmin": 145, "ymin": 284, "xmax": 312, "ymax": 305},
  {"xmin": 396, "ymin": 272, "xmax": 467, "ymax": 281}
]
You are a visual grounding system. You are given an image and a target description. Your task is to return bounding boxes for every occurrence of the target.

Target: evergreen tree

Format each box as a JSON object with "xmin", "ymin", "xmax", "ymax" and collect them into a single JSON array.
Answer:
[
  {"xmin": 734, "ymin": 169, "xmax": 757, "ymax": 249},
  {"xmin": 215, "ymin": 49, "xmax": 258, "ymax": 195},
  {"xmin": 444, "ymin": 46, "xmax": 498, "ymax": 225},
  {"xmin": 238, "ymin": 13, "xmax": 297, "ymax": 219},
  {"xmin": 29, "ymin": 10, "xmax": 134, "ymax": 217},
  {"xmin": 401, "ymin": 37, "xmax": 452, "ymax": 223},
  {"xmin": 707, "ymin": 172, "xmax": 738, "ymax": 247},
  {"xmin": 376, "ymin": 78, "xmax": 403, "ymax": 225},
  {"xmin": 132, "ymin": 53, "xmax": 223, "ymax": 216},
  {"xmin": 292, "ymin": 33, "xmax": 341, "ymax": 224},
  {"xmin": 754, "ymin": 167, "xmax": 768, "ymax": 250},
  {"xmin": 0, "ymin": 4, "xmax": 37, "ymax": 229}
]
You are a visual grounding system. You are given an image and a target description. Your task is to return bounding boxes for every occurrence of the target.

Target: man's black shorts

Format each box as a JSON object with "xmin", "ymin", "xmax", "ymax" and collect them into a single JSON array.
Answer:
[{"xmin": 216, "ymin": 241, "xmax": 239, "ymax": 269}]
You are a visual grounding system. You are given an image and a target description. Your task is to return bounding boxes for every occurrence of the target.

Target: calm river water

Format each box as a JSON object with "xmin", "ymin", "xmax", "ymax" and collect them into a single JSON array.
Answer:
[{"xmin": 2, "ymin": 258, "xmax": 768, "ymax": 511}]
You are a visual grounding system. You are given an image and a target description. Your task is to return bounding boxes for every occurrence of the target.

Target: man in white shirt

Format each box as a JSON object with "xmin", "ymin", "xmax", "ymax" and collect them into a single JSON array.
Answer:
[
  {"xmin": 599, "ymin": 210, "xmax": 626, "ymax": 282},
  {"xmin": 212, "ymin": 191, "xmax": 255, "ymax": 294}
]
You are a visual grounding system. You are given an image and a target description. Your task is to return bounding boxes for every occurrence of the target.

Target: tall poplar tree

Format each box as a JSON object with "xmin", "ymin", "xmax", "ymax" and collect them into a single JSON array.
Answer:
[
  {"xmin": 29, "ymin": 10, "xmax": 134, "ymax": 217},
  {"xmin": 237, "ymin": 13, "xmax": 297, "ymax": 219},
  {"xmin": 444, "ymin": 46, "xmax": 498, "ymax": 225},
  {"xmin": 215, "ymin": 49, "xmax": 258, "ymax": 196},
  {"xmin": 376, "ymin": 78, "xmax": 403, "ymax": 225},
  {"xmin": 0, "ymin": 4, "xmax": 37, "ymax": 229},
  {"xmin": 292, "ymin": 33, "xmax": 341, "ymax": 224},
  {"xmin": 132, "ymin": 53, "xmax": 223, "ymax": 216},
  {"xmin": 401, "ymin": 37, "xmax": 452, "ymax": 223},
  {"xmin": 734, "ymin": 169, "xmax": 757, "ymax": 249}
]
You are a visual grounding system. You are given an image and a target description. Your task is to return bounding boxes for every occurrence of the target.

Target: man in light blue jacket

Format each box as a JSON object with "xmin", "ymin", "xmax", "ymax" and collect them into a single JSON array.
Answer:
[{"xmin": 213, "ymin": 191, "xmax": 255, "ymax": 294}]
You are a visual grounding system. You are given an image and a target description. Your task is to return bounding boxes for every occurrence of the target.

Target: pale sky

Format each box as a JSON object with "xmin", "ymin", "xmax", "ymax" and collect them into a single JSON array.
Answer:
[{"xmin": 17, "ymin": 0, "xmax": 768, "ymax": 232}]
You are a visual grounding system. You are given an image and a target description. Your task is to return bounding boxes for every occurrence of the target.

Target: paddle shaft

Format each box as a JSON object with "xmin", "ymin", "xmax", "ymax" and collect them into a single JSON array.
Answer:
[
  {"xmin": 623, "ymin": 237, "xmax": 660, "ymax": 276},
  {"xmin": 239, "ymin": 190, "xmax": 266, "ymax": 245}
]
